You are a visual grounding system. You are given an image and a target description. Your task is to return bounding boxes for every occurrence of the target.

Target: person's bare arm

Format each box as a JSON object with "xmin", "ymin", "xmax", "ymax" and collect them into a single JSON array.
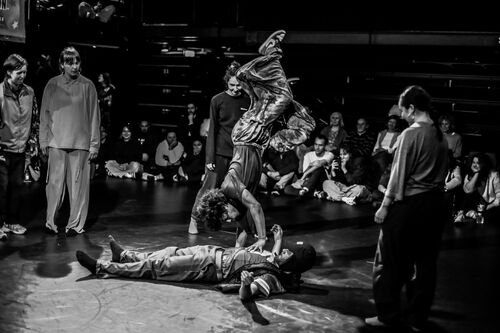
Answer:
[{"xmin": 241, "ymin": 189, "xmax": 266, "ymax": 252}]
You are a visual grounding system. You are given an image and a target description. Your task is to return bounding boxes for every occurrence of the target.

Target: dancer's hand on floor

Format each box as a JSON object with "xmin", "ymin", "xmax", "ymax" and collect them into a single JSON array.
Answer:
[{"xmin": 247, "ymin": 238, "xmax": 266, "ymax": 252}]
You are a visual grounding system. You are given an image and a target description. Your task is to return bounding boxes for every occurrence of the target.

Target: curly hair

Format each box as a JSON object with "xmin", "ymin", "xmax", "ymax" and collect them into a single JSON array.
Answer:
[
  {"xmin": 223, "ymin": 61, "xmax": 241, "ymax": 87},
  {"xmin": 196, "ymin": 189, "xmax": 228, "ymax": 231}
]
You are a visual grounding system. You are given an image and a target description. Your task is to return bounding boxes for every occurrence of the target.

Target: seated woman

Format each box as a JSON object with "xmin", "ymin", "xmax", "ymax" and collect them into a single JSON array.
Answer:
[
  {"xmin": 321, "ymin": 145, "xmax": 372, "ymax": 205},
  {"xmin": 75, "ymin": 225, "xmax": 316, "ymax": 300},
  {"xmin": 454, "ymin": 152, "xmax": 500, "ymax": 223},
  {"xmin": 320, "ymin": 111, "xmax": 348, "ymax": 154},
  {"xmin": 105, "ymin": 125, "xmax": 142, "ymax": 178},
  {"xmin": 371, "ymin": 115, "xmax": 401, "ymax": 184},
  {"xmin": 174, "ymin": 138, "xmax": 205, "ymax": 183}
]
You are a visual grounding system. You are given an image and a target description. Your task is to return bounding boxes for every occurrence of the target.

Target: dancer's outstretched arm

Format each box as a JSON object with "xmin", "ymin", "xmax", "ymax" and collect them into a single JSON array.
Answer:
[{"xmin": 241, "ymin": 189, "xmax": 267, "ymax": 252}]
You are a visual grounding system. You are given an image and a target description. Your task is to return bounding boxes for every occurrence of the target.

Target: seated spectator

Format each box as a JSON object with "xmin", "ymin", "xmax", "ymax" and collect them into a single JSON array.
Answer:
[
  {"xmin": 178, "ymin": 102, "xmax": 202, "ymax": 145},
  {"xmin": 91, "ymin": 125, "xmax": 114, "ymax": 178},
  {"xmin": 321, "ymin": 145, "xmax": 372, "ymax": 205},
  {"xmin": 174, "ymin": 138, "xmax": 205, "ymax": 184},
  {"xmin": 260, "ymin": 146, "xmax": 299, "ymax": 195},
  {"xmin": 371, "ymin": 115, "xmax": 401, "ymax": 185},
  {"xmin": 155, "ymin": 131, "xmax": 184, "ymax": 181},
  {"xmin": 454, "ymin": 152, "xmax": 500, "ymax": 223},
  {"xmin": 105, "ymin": 125, "xmax": 142, "ymax": 178},
  {"xmin": 371, "ymin": 162, "xmax": 392, "ymax": 207},
  {"xmin": 320, "ymin": 111, "xmax": 348, "ymax": 154},
  {"xmin": 136, "ymin": 120, "xmax": 159, "ymax": 171},
  {"xmin": 344, "ymin": 117, "xmax": 377, "ymax": 159},
  {"xmin": 285, "ymin": 135, "xmax": 333, "ymax": 197},
  {"xmin": 444, "ymin": 150, "xmax": 463, "ymax": 221},
  {"xmin": 439, "ymin": 113, "xmax": 462, "ymax": 160}
]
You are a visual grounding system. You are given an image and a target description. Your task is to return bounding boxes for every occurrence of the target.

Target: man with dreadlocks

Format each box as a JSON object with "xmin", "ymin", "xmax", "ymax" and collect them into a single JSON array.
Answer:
[{"xmin": 195, "ymin": 30, "xmax": 315, "ymax": 252}]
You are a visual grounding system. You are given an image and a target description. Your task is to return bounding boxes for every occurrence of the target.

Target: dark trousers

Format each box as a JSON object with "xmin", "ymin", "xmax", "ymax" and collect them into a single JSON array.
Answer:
[
  {"xmin": 191, "ymin": 154, "xmax": 231, "ymax": 219},
  {"xmin": 0, "ymin": 151, "xmax": 25, "ymax": 225},
  {"xmin": 373, "ymin": 191, "xmax": 446, "ymax": 327}
]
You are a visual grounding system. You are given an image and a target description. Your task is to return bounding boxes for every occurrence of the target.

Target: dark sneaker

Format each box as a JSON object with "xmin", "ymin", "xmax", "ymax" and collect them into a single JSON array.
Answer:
[
  {"xmin": 2, "ymin": 223, "xmax": 27, "ymax": 235},
  {"xmin": 258, "ymin": 30, "xmax": 286, "ymax": 55}
]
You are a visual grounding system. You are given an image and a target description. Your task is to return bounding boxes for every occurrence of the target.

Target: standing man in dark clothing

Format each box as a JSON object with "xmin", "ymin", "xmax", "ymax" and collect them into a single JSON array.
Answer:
[
  {"xmin": 0, "ymin": 54, "xmax": 39, "ymax": 239},
  {"xmin": 188, "ymin": 62, "xmax": 250, "ymax": 234},
  {"xmin": 365, "ymin": 86, "xmax": 449, "ymax": 331}
]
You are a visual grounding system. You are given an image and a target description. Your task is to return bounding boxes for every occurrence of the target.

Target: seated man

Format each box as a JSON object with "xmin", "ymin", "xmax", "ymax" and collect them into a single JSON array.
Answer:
[
  {"xmin": 75, "ymin": 225, "xmax": 316, "ymax": 300},
  {"xmin": 259, "ymin": 146, "xmax": 299, "ymax": 195},
  {"xmin": 285, "ymin": 135, "xmax": 333, "ymax": 197},
  {"xmin": 154, "ymin": 131, "xmax": 184, "ymax": 181}
]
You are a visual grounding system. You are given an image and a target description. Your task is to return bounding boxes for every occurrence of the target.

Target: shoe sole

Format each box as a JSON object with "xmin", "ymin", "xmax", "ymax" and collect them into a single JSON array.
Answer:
[{"xmin": 258, "ymin": 30, "xmax": 286, "ymax": 55}]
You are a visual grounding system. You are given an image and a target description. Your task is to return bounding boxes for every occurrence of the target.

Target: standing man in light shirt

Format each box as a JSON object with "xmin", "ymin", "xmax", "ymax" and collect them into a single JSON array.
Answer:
[{"xmin": 40, "ymin": 47, "xmax": 100, "ymax": 237}]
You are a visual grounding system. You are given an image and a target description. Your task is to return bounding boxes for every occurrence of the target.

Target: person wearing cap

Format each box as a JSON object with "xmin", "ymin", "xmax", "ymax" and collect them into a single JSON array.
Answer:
[
  {"xmin": 75, "ymin": 224, "xmax": 316, "ymax": 300},
  {"xmin": 195, "ymin": 30, "xmax": 315, "ymax": 252}
]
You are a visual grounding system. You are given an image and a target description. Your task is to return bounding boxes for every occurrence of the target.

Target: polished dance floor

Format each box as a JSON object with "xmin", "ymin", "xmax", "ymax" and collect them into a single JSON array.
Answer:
[{"xmin": 0, "ymin": 177, "xmax": 497, "ymax": 332}]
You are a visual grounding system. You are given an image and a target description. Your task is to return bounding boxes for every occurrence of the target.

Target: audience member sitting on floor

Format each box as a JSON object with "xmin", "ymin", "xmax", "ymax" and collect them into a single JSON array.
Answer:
[
  {"xmin": 321, "ymin": 144, "xmax": 372, "ymax": 205},
  {"xmin": 91, "ymin": 125, "xmax": 114, "ymax": 178},
  {"xmin": 75, "ymin": 225, "xmax": 316, "ymax": 301},
  {"xmin": 371, "ymin": 115, "xmax": 401, "ymax": 185},
  {"xmin": 344, "ymin": 116, "xmax": 377, "ymax": 159},
  {"xmin": 174, "ymin": 138, "xmax": 205, "ymax": 184},
  {"xmin": 454, "ymin": 152, "xmax": 499, "ymax": 223},
  {"xmin": 285, "ymin": 135, "xmax": 333, "ymax": 197},
  {"xmin": 105, "ymin": 125, "xmax": 142, "ymax": 178},
  {"xmin": 155, "ymin": 131, "xmax": 185, "ymax": 181},
  {"xmin": 136, "ymin": 120, "xmax": 159, "ymax": 172},
  {"xmin": 320, "ymin": 111, "xmax": 348, "ymax": 154},
  {"xmin": 259, "ymin": 146, "xmax": 299, "ymax": 196},
  {"xmin": 178, "ymin": 102, "xmax": 202, "ymax": 145},
  {"xmin": 439, "ymin": 113, "xmax": 462, "ymax": 160},
  {"xmin": 443, "ymin": 150, "xmax": 463, "ymax": 222},
  {"xmin": 371, "ymin": 162, "xmax": 392, "ymax": 207}
]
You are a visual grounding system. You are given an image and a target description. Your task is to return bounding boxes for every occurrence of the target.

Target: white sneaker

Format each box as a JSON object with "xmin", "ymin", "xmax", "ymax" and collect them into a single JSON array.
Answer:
[
  {"xmin": 454, "ymin": 211, "xmax": 465, "ymax": 223},
  {"xmin": 0, "ymin": 229, "xmax": 7, "ymax": 240},
  {"xmin": 2, "ymin": 223, "xmax": 27, "ymax": 235}
]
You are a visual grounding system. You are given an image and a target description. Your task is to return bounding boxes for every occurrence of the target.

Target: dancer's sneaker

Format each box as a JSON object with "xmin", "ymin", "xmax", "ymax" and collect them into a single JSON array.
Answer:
[
  {"xmin": 2, "ymin": 223, "xmax": 27, "ymax": 235},
  {"xmin": 258, "ymin": 30, "xmax": 286, "ymax": 55}
]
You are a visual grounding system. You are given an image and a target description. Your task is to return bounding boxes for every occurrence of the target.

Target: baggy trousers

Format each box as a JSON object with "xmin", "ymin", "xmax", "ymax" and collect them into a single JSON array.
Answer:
[
  {"xmin": 96, "ymin": 245, "xmax": 221, "ymax": 282},
  {"xmin": 373, "ymin": 190, "xmax": 446, "ymax": 326},
  {"xmin": 46, "ymin": 148, "xmax": 90, "ymax": 232}
]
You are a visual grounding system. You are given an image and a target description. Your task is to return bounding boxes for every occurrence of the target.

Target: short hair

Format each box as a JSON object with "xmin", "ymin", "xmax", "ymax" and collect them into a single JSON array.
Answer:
[
  {"xmin": 3, "ymin": 54, "xmax": 27, "ymax": 77},
  {"xmin": 59, "ymin": 47, "xmax": 81, "ymax": 72},
  {"xmin": 223, "ymin": 61, "xmax": 241, "ymax": 87},
  {"xmin": 399, "ymin": 85, "xmax": 432, "ymax": 111},
  {"xmin": 314, "ymin": 134, "xmax": 328, "ymax": 144},
  {"xmin": 196, "ymin": 189, "xmax": 228, "ymax": 231},
  {"xmin": 100, "ymin": 72, "xmax": 112, "ymax": 86}
]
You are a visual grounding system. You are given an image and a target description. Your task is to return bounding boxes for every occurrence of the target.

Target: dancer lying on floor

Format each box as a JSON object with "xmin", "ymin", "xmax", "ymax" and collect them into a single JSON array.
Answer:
[
  {"xmin": 76, "ymin": 225, "xmax": 316, "ymax": 300},
  {"xmin": 193, "ymin": 29, "xmax": 315, "ymax": 252}
]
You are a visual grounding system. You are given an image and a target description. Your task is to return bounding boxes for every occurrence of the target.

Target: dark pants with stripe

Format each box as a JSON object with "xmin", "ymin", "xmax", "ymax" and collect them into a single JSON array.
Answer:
[
  {"xmin": 0, "ymin": 152, "xmax": 25, "ymax": 225},
  {"xmin": 373, "ymin": 190, "xmax": 446, "ymax": 327}
]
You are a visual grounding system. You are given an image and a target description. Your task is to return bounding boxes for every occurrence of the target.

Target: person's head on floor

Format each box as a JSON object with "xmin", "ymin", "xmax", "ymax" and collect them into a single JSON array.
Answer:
[
  {"xmin": 197, "ymin": 189, "xmax": 241, "ymax": 231},
  {"xmin": 277, "ymin": 241, "xmax": 316, "ymax": 274}
]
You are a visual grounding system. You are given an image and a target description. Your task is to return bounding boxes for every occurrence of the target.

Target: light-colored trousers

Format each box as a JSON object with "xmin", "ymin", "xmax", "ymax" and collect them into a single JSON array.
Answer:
[
  {"xmin": 46, "ymin": 148, "xmax": 90, "ymax": 233},
  {"xmin": 259, "ymin": 171, "xmax": 294, "ymax": 190},
  {"xmin": 96, "ymin": 245, "xmax": 221, "ymax": 282},
  {"xmin": 322, "ymin": 180, "xmax": 370, "ymax": 201}
]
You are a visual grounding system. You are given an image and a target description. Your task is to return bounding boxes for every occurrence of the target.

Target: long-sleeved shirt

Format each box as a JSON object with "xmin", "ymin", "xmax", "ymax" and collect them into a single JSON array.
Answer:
[
  {"xmin": 39, "ymin": 74, "xmax": 100, "ymax": 153},
  {"xmin": 463, "ymin": 171, "xmax": 500, "ymax": 207},
  {"xmin": 443, "ymin": 132, "xmax": 462, "ymax": 159},
  {"xmin": 263, "ymin": 148, "xmax": 298, "ymax": 176},
  {"xmin": 344, "ymin": 130, "xmax": 377, "ymax": 158},
  {"xmin": 0, "ymin": 80, "xmax": 39, "ymax": 154},
  {"xmin": 206, "ymin": 92, "xmax": 249, "ymax": 164},
  {"xmin": 385, "ymin": 122, "xmax": 449, "ymax": 201}
]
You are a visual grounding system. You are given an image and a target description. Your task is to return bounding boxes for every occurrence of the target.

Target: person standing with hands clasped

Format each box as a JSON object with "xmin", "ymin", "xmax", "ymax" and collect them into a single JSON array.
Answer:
[
  {"xmin": 365, "ymin": 86, "xmax": 449, "ymax": 332},
  {"xmin": 40, "ymin": 47, "xmax": 100, "ymax": 237}
]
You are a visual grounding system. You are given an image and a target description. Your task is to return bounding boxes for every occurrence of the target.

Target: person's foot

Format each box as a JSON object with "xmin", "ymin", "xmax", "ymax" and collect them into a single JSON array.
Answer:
[
  {"xmin": 66, "ymin": 229, "xmax": 80, "ymax": 237},
  {"xmin": 299, "ymin": 187, "xmax": 309, "ymax": 196},
  {"xmin": 188, "ymin": 219, "xmax": 199, "ymax": 234},
  {"xmin": 271, "ymin": 190, "xmax": 280, "ymax": 196},
  {"xmin": 364, "ymin": 316, "xmax": 393, "ymax": 327},
  {"xmin": 108, "ymin": 235, "xmax": 124, "ymax": 262},
  {"xmin": 44, "ymin": 223, "xmax": 58, "ymax": 236},
  {"xmin": 2, "ymin": 223, "xmax": 27, "ymax": 235},
  {"xmin": 313, "ymin": 191, "xmax": 326, "ymax": 199},
  {"xmin": 465, "ymin": 210, "xmax": 478, "ymax": 220},
  {"xmin": 454, "ymin": 210, "xmax": 465, "ymax": 224},
  {"xmin": 0, "ymin": 229, "xmax": 7, "ymax": 241},
  {"xmin": 258, "ymin": 30, "xmax": 286, "ymax": 55},
  {"xmin": 341, "ymin": 197, "xmax": 356, "ymax": 205},
  {"xmin": 76, "ymin": 250, "xmax": 97, "ymax": 275}
]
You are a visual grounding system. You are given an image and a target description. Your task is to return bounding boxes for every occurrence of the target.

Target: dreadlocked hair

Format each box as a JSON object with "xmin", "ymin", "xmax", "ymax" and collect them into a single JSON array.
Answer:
[{"xmin": 196, "ymin": 189, "xmax": 228, "ymax": 231}]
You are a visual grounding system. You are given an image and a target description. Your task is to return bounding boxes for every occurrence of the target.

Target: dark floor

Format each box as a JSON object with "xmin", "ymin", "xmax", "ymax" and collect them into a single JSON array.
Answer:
[{"xmin": 0, "ymin": 177, "xmax": 498, "ymax": 333}]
